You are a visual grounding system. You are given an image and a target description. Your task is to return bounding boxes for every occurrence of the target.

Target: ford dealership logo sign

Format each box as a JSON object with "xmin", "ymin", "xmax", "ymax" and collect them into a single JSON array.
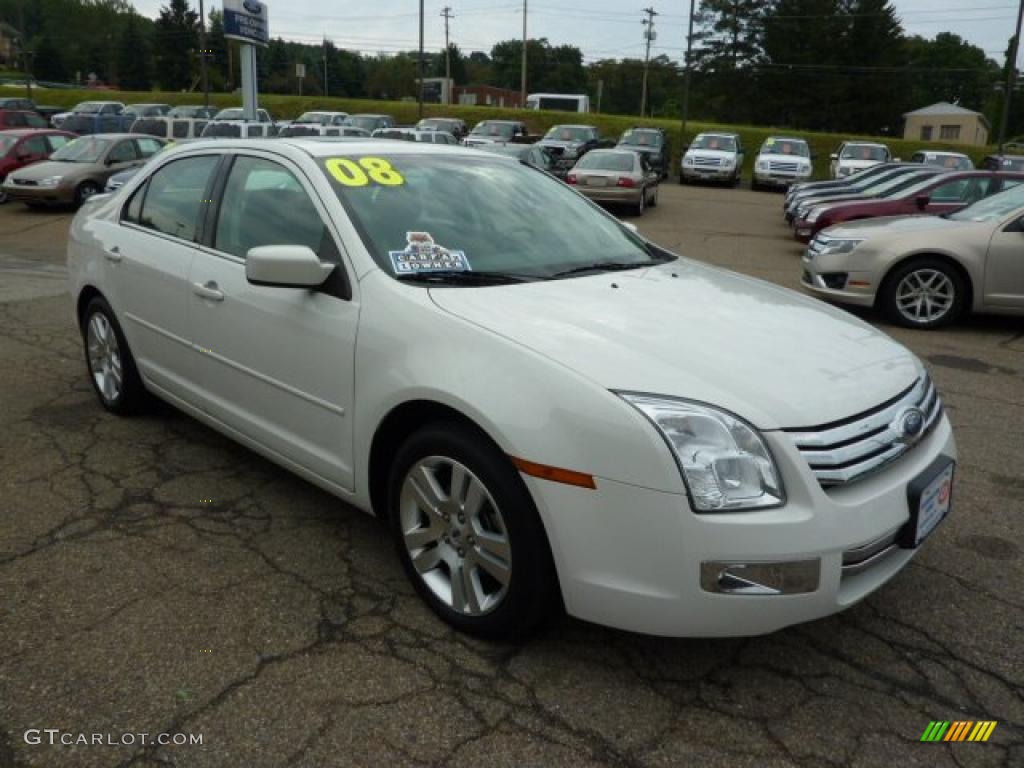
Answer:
[
  {"xmin": 224, "ymin": 0, "xmax": 269, "ymax": 46},
  {"xmin": 243, "ymin": 0, "xmax": 262, "ymax": 14}
]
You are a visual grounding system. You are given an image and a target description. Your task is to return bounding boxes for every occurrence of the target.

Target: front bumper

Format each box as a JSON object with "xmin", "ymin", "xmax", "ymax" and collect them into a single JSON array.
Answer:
[
  {"xmin": 681, "ymin": 165, "xmax": 736, "ymax": 181},
  {"xmin": 755, "ymin": 170, "xmax": 811, "ymax": 188},
  {"xmin": 526, "ymin": 414, "xmax": 955, "ymax": 637},
  {"xmin": 2, "ymin": 180, "xmax": 73, "ymax": 204},
  {"xmin": 800, "ymin": 246, "xmax": 881, "ymax": 307}
]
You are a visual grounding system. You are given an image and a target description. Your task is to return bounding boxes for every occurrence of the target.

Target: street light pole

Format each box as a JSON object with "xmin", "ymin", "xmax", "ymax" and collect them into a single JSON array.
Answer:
[
  {"xmin": 520, "ymin": 0, "xmax": 527, "ymax": 106},
  {"xmin": 997, "ymin": 0, "xmax": 1024, "ymax": 154},
  {"xmin": 679, "ymin": 0, "xmax": 696, "ymax": 146},
  {"xmin": 418, "ymin": 0, "xmax": 425, "ymax": 118},
  {"xmin": 198, "ymin": 0, "xmax": 209, "ymax": 107}
]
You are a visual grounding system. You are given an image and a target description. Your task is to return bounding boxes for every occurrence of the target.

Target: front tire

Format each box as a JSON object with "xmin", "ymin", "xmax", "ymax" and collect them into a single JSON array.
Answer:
[
  {"xmin": 879, "ymin": 258, "xmax": 966, "ymax": 329},
  {"xmin": 388, "ymin": 422, "xmax": 557, "ymax": 640},
  {"xmin": 81, "ymin": 296, "xmax": 147, "ymax": 414},
  {"xmin": 75, "ymin": 181, "xmax": 100, "ymax": 207}
]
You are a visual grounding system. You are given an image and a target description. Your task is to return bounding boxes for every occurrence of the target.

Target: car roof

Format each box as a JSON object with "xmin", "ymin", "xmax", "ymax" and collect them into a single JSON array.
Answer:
[
  {"xmin": 69, "ymin": 132, "xmax": 144, "ymax": 140},
  {"xmin": 0, "ymin": 128, "xmax": 70, "ymax": 137},
  {"xmin": 170, "ymin": 137, "xmax": 485, "ymax": 160},
  {"xmin": 765, "ymin": 136, "xmax": 807, "ymax": 142},
  {"xmin": 549, "ymin": 124, "xmax": 595, "ymax": 129},
  {"xmin": 843, "ymin": 141, "xmax": 888, "ymax": 147}
]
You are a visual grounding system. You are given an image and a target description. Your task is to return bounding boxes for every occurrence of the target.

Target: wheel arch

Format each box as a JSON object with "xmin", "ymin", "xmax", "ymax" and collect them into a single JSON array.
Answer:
[
  {"xmin": 876, "ymin": 251, "xmax": 975, "ymax": 314},
  {"xmin": 75, "ymin": 284, "xmax": 106, "ymax": 331}
]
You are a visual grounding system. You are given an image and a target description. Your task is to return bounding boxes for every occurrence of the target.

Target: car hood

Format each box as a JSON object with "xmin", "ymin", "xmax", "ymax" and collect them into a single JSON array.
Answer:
[
  {"xmin": 10, "ymin": 160, "xmax": 93, "ymax": 180},
  {"xmin": 801, "ymin": 192, "xmax": 870, "ymax": 211},
  {"xmin": 685, "ymin": 149, "xmax": 736, "ymax": 162},
  {"xmin": 824, "ymin": 214, "xmax": 981, "ymax": 239},
  {"xmin": 429, "ymin": 260, "xmax": 920, "ymax": 430},
  {"xmin": 537, "ymin": 139, "xmax": 585, "ymax": 151},
  {"xmin": 838, "ymin": 159, "xmax": 883, "ymax": 170},
  {"xmin": 466, "ymin": 135, "xmax": 507, "ymax": 145},
  {"xmin": 759, "ymin": 153, "xmax": 809, "ymax": 164}
]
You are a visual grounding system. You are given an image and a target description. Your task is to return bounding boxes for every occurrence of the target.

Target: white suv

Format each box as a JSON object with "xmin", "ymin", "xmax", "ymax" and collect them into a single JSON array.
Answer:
[
  {"xmin": 831, "ymin": 141, "xmax": 891, "ymax": 178},
  {"xmin": 752, "ymin": 136, "xmax": 813, "ymax": 190}
]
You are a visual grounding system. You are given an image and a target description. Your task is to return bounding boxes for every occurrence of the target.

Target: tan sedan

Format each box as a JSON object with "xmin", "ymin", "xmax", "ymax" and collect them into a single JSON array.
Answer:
[
  {"xmin": 801, "ymin": 182, "xmax": 1024, "ymax": 328},
  {"xmin": 566, "ymin": 149, "xmax": 659, "ymax": 216},
  {"xmin": 2, "ymin": 133, "xmax": 164, "ymax": 207}
]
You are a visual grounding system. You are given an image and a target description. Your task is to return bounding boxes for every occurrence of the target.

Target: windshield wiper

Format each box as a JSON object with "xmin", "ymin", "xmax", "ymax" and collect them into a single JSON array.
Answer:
[
  {"xmin": 549, "ymin": 258, "xmax": 668, "ymax": 279},
  {"xmin": 395, "ymin": 270, "xmax": 534, "ymax": 285}
]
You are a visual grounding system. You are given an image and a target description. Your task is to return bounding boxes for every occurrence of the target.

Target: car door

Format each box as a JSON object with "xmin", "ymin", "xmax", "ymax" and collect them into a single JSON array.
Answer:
[
  {"xmin": 984, "ymin": 214, "xmax": 1024, "ymax": 308},
  {"xmin": 106, "ymin": 153, "xmax": 222, "ymax": 399},
  {"xmin": 189, "ymin": 152, "xmax": 357, "ymax": 490}
]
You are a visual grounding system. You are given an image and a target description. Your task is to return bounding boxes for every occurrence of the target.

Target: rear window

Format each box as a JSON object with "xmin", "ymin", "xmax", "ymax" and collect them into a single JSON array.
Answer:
[{"xmin": 576, "ymin": 152, "xmax": 635, "ymax": 172}]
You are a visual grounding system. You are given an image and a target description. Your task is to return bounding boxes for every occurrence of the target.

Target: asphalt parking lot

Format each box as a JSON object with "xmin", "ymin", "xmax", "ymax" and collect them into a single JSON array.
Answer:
[{"xmin": 0, "ymin": 185, "xmax": 1021, "ymax": 768}]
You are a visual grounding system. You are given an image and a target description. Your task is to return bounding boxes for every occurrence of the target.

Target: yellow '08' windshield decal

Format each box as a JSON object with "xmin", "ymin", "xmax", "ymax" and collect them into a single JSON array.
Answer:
[{"xmin": 326, "ymin": 157, "xmax": 405, "ymax": 187}]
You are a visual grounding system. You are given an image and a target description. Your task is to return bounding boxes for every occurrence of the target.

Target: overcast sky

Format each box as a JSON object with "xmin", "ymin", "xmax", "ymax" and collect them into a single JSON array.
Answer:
[{"xmin": 127, "ymin": 1, "xmax": 1020, "ymax": 66}]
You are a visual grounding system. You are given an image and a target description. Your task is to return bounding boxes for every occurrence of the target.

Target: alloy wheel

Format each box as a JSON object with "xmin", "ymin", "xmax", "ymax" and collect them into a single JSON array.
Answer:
[
  {"xmin": 895, "ymin": 268, "xmax": 955, "ymax": 324},
  {"xmin": 87, "ymin": 312, "xmax": 123, "ymax": 402},
  {"xmin": 398, "ymin": 456, "xmax": 512, "ymax": 616}
]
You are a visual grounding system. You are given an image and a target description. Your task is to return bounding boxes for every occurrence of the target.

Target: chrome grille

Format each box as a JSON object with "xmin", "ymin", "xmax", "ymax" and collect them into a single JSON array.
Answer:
[
  {"xmin": 785, "ymin": 375, "xmax": 943, "ymax": 487},
  {"xmin": 769, "ymin": 160, "xmax": 799, "ymax": 173},
  {"xmin": 693, "ymin": 156, "xmax": 723, "ymax": 167}
]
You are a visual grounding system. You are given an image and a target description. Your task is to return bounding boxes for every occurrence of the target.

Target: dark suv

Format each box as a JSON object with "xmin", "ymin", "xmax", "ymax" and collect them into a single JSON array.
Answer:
[
  {"xmin": 536, "ymin": 124, "xmax": 606, "ymax": 179},
  {"xmin": 980, "ymin": 154, "xmax": 1024, "ymax": 171},
  {"xmin": 617, "ymin": 127, "xmax": 670, "ymax": 179}
]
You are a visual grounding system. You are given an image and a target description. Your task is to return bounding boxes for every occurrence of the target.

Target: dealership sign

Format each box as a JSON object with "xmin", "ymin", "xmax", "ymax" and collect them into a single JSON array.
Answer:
[{"xmin": 224, "ymin": 0, "xmax": 269, "ymax": 47}]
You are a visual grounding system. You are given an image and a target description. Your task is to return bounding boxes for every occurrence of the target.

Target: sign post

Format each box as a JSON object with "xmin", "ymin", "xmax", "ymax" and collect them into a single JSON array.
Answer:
[
  {"xmin": 296, "ymin": 62, "xmax": 305, "ymax": 96},
  {"xmin": 223, "ymin": 0, "xmax": 270, "ymax": 122}
]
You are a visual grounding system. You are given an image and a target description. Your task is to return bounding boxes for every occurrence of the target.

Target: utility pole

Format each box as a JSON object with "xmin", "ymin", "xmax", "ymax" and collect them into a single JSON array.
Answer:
[
  {"xmin": 679, "ymin": 0, "xmax": 696, "ymax": 147},
  {"xmin": 640, "ymin": 7, "xmax": 658, "ymax": 118},
  {"xmin": 323, "ymin": 36, "xmax": 329, "ymax": 97},
  {"xmin": 23, "ymin": 50, "xmax": 33, "ymax": 101},
  {"xmin": 997, "ymin": 0, "xmax": 1024, "ymax": 154},
  {"xmin": 520, "ymin": 0, "xmax": 527, "ymax": 105},
  {"xmin": 198, "ymin": 0, "xmax": 209, "ymax": 107},
  {"xmin": 441, "ymin": 6, "xmax": 453, "ymax": 105},
  {"xmin": 17, "ymin": 1, "xmax": 31, "ymax": 100},
  {"xmin": 418, "ymin": 0, "xmax": 425, "ymax": 118}
]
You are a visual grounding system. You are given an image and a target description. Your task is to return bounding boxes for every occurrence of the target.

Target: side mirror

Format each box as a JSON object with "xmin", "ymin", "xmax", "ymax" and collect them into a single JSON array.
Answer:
[
  {"xmin": 914, "ymin": 194, "xmax": 930, "ymax": 210},
  {"xmin": 621, "ymin": 221, "xmax": 639, "ymax": 233},
  {"xmin": 830, "ymin": 153, "xmax": 838, "ymax": 160},
  {"xmin": 893, "ymin": 157, "xmax": 902, "ymax": 163},
  {"xmin": 245, "ymin": 245, "xmax": 335, "ymax": 288}
]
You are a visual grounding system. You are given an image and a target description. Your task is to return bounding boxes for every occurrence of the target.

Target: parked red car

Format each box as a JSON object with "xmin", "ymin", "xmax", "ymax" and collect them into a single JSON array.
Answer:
[
  {"xmin": 0, "ymin": 109, "xmax": 50, "ymax": 129},
  {"xmin": 0, "ymin": 129, "xmax": 77, "ymax": 203},
  {"xmin": 794, "ymin": 171, "xmax": 1024, "ymax": 242}
]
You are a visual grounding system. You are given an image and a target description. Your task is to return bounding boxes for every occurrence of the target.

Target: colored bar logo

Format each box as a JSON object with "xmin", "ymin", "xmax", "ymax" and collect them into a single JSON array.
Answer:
[{"xmin": 920, "ymin": 721, "xmax": 997, "ymax": 742}]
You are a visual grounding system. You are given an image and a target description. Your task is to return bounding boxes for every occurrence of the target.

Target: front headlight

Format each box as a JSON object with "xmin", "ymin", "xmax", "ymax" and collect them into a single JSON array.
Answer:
[
  {"xmin": 807, "ymin": 207, "xmax": 824, "ymax": 223},
  {"xmin": 683, "ymin": 155, "xmax": 694, "ymax": 166},
  {"xmin": 619, "ymin": 394, "xmax": 784, "ymax": 512},
  {"xmin": 799, "ymin": 163, "xmax": 811, "ymax": 174},
  {"xmin": 756, "ymin": 159, "xmax": 769, "ymax": 171},
  {"xmin": 38, "ymin": 176, "xmax": 63, "ymax": 187},
  {"xmin": 819, "ymin": 238, "xmax": 863, "ymax": 255}
]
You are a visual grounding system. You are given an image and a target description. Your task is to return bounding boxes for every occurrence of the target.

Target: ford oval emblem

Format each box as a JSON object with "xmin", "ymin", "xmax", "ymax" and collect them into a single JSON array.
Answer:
[
  {"xmin": 892, "ymin": 406, "xmax": 925, "ymax": 444},
  {"xmin": 243, "ymin": 0, "xmax": 262, "ymax": 14}
]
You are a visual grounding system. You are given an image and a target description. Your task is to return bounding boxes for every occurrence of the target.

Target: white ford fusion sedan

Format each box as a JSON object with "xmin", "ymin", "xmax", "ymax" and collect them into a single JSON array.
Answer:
[{"xmin": 68, "ymin": 138, "xmax": 957, "ymax": 640}]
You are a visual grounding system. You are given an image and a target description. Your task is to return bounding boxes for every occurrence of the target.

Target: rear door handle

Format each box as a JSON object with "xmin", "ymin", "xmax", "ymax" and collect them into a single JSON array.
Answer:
[
  {"xmin": 104, "ymin": 245, "xmax": 122, "ymax": 263},
  {"xmin": 192, "ymin": 281, "xmax": 224, "ymax": 302}
]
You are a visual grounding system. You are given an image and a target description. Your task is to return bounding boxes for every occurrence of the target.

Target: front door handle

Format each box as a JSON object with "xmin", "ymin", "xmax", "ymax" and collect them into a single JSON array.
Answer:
[
  {"xmin": 192, "ymin": 281, "xmax": 224, "ymax": 302},
  {"xmin": 104, "ymin": 245, "xmax": 122, "ymax": 263}
]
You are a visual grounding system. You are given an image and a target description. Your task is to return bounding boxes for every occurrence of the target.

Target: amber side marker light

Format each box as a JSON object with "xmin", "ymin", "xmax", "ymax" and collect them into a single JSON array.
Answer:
[{"xmin": 510, "ymin": 456, "xmax": 597, "ymax": 489}]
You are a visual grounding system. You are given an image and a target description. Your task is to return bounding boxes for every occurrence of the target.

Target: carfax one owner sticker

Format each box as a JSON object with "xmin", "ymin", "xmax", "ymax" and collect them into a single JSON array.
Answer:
[{"xmin": 390, "ymin": 232, "xmax": 471, "ymax": 274}]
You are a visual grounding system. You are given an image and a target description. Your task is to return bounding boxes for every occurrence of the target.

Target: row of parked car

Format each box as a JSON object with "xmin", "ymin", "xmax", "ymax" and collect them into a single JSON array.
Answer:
[{"xmin": 787, "ymin": 160, "xmax": 1024, "ymax": 329}]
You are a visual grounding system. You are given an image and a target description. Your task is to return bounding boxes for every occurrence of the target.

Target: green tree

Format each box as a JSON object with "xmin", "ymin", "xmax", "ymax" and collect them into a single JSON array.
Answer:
[
  {"xmin": 154, "ymin": 0, "xmax": 197, "ymax": 91},
  {"xmin": 206, "ymin": 9, "xmax": 229, "ymax": 90},
  {"xmin": 116, "ymin": 14, "xmax": 151, "ymax": 90},
  {"xmin": 432, "ymin": 43, "xmax": 467, "ymax": 85},
  {"xmin": 32, "ymin": 34, "xmax": 67, "ymax": 83}
]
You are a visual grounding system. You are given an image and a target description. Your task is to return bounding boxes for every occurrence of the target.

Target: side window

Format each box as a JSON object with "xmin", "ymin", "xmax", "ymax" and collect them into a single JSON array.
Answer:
[
  {"xmin": 122, "ymin": 181, "xmax": 146, "ymax": 224},
  {"xmin": 7, "ymin": 112, "xmax": 27, "ymax": 127},
  {"xmin": 108, "ymin": 141, "xmax": 137, "ymax": 164},
  {"xmin": 172, "ymin": 120, "xmax": 189, "ymax": 138},
  {"xmin": 928, "ymin": 179, "xmax": 970, "ymax": 203},
  {"xmin": 912, "ymin": 152, "xmax": 924, "ymax": 163},
  {"xmin": 22, "ymin": 136, "xmax": 48, "ymax": 155},
  {"xmin": 46, "ymin": 134, "xmax": 71, "ymax": 152},
  {"xmin": 135, "ymin": 138, "xmax": 163, "ymax": 158},
  {"xmin": 248, "ymin": 126, "xmax": 264, "ymax": 138},
  {"xmin": 214, "ymin": 156, "xmax": 330, "ymax": 261},
  {"xmin": 138, "ymin": 155, "xmax": 219, "ymax": 241}
]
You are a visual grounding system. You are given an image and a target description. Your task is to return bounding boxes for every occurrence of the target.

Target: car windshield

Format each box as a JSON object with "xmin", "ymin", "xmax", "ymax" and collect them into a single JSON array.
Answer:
[
  {"xmin": 419, "ymin": 119, "xmax": 456, "ymax": 131},
  {"xmin": 0, "ymin": 135, "xmax": 17, "ymax": 154},
  {"xmin": 316, "ymin": 154, "xmax": 659, "ymax": 280},
  {"xmin": 544, "ymin": 126, "xmax": 592, "ymax": 142},
  {"xmin": 863, "ymin": 170, "xmax": 936, "ymax": 196},
  {"xmin": 73, "ymin": 102, "xmax": 105, "ymax": 114},
  {"xmin": 471, "ymin": 122, "xmax": 515, "ymax": 138},
  {"xmin": 691, "ymin": 134, "xmax": 736, "ymax": 151},
  {"xmin": 576, "ymin": 152, "xmax": 635, "ymax": 172},
  {"xmin": 923, "ymin": 154, "xmax": 972, "ymax": 170},
  {"xmin": 619, "ymin": 131, "xmax": 662, "ymax": 147},
  {"xmin": 841, "ymin": 144, "xmax": 888, "ymax": 161},
  {"xmin": 948, "ymin": 183, "xmax": 1024, "ymax": 222},
  {"xmin": 761, "ymin": 138, "xmax": 809, "ymax": 157},
  {"xmin": 51, "ymin": 136, "xmax": 110, "ymax": 163}
]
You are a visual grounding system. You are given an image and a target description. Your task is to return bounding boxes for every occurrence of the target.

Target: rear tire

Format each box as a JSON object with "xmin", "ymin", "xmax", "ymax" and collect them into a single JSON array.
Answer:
[
  {"xmin": 387, "ymin": 422, "xmax": 558, "ymax": 640},
  {"xmin": 634, "ymin": 187, "xmax": 646, "ymax": 216},
  {"xmin": 878, "ymin": 258, "xmax": 967, "ymax": 329},
  {"xmin": 81, "ymin": 296, "xmax": 147, "ymax": 414}
]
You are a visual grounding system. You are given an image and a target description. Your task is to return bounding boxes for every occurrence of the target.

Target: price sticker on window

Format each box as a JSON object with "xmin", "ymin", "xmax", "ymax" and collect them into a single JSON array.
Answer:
[{"xmin": 325, "ymin": 157, "xmax": 405, "ymax": 187}]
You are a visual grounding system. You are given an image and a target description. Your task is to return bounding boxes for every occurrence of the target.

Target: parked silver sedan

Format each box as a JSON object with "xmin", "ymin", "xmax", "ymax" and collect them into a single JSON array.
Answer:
[
  {"xmin": 801, "ymin": 182, "xmax": 1024, "ymax": 328},
  {"xmin": 566, "ymin": 149, "xmax": 659, "ymax": 215}
]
